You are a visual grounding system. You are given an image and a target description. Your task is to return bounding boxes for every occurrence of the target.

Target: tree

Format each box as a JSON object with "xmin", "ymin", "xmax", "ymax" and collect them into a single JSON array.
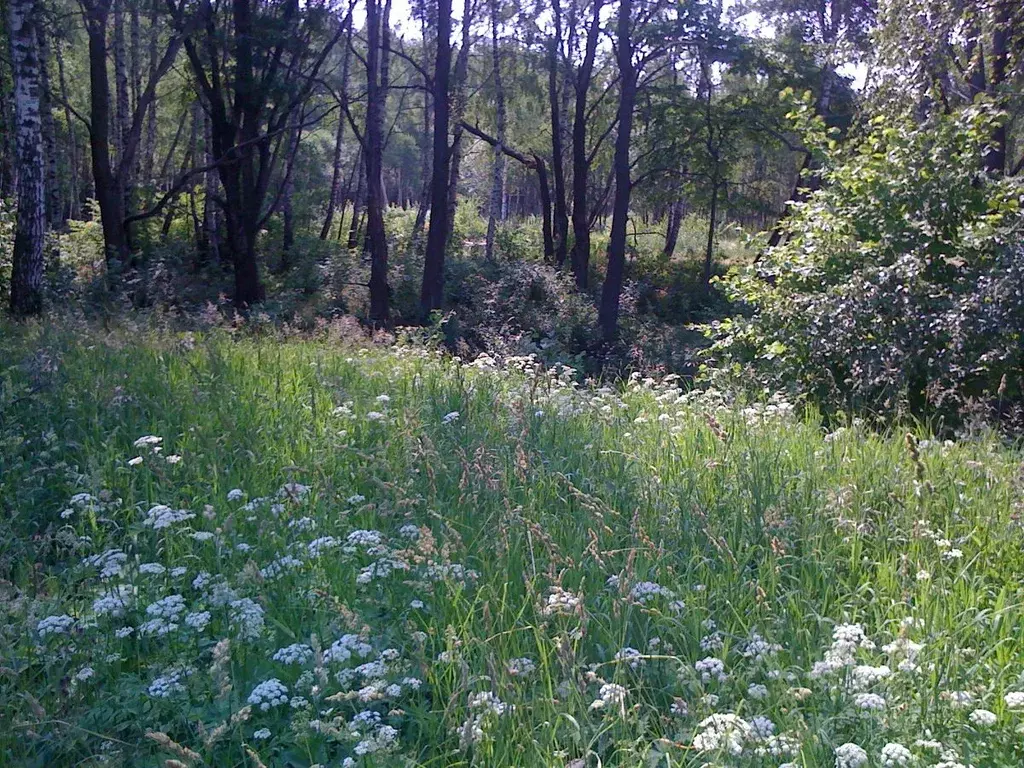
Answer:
[
  {"xmin": 484, "ymin": 0, "xmax": 507, "ymax": 261},
  {"xmin": 597, "ymin": 0, "xmax": 636, "ymax": 341},
  {"xmin": 168, "ymin": 0, "xmax": 345, "ymax": 305},
  {"xmin": 420, "ymin": 0, "xmax": 453, "ymax": 316},
  {"xmin": 81, "ymin": 0, "xmax": 181, "ymax": 264},
  {"xmin": 568, "ymin": 0, "xmax": 605, "ymax": 288},
  {"xmin": 8, "ymin": 0, "xmax": 46, "ymax": 315}
]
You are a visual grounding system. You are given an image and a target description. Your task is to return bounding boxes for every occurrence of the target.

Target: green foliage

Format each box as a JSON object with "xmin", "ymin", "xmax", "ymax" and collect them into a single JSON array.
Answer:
[
  {"xmin": 3, "ymin": 328, "xmax": 1024, "ymax": 766},
  {"xmin": 706, "ymin": 105, "xmax": 1024, "ymax": 430}
]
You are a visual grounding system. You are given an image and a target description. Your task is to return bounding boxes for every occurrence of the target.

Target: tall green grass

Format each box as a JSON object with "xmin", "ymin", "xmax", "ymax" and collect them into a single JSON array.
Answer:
[{"xmin": 1, "ymin": 324, "xmax": 1023, "ymax": 767}]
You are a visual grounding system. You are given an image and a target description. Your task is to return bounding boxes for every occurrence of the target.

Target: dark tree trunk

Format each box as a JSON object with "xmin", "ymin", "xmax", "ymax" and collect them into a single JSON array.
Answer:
[
  {"xmin": 444, "ymin": 0, "xmax": 474, "ymax": 238},
  {"xmin": 597, "ymin": 0, "xmax": 634, "ymax": 343},
  {"xmin": 420, "ymin": 0, "xmax": 453, "ymax": 317},
  {"xmin": 663, "ymin": 200, "xmax": 683, "ymax": 259},
  {"xmin": 364, "ymin": 0, "xmax": 391, "ymax": 326},
  {"xmin": 535, "ymin": 154, "xmax": 554, "ymax": 263},
  {"xmin": 484, "ymin": 0, "xmax": 506, "ymax": 261},
  {"xmin": 55, "ymin": 42, "xmax": 80, "ymax": 220},
  {"xmin": 37, "ymin": 27, "xmax": 62, "ymax": 229},
  {"xmin": 569, "ymin": 0, "xmax": 603, "ymax": 289},
  {"xmin": 9, "ymin": 0, "xmax": 47, "ymax": 315},
  {"xmin": 142, "ymin": 0, "xmax": 158, "ymax": 185},
  {"xmin": 407, "ymin": 13, "xmax": 433, "ymax": 254},
  {"xmin": 320, "ymin": 15, "xmax": 353, "ymax": 240},
  {"xmin": 547, "ymin": 0, "xmax": 569, "ymax": 267},
  {"xmin": 703, "ymin": 178, "xmax": 718, "ymax": 288},
  {"xmin": 347, "ymin": 148, "xmax": 365, "ymax": 249},
  {"xmin": 83, "ymin": 0, "xmax": 129, "ymax": 264}
]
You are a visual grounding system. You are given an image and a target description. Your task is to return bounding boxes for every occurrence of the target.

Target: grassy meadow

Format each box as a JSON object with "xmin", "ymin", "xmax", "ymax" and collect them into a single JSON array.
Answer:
[{"xmin": 2, "ymin": 324, "xmax": 1024, "ymax": 767}]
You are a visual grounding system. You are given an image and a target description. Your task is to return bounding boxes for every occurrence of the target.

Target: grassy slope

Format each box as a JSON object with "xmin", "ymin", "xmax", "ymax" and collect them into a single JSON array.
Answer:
[{"xmin": 2, "ymin": 326, "xmax": 1024, "ymax": 767}]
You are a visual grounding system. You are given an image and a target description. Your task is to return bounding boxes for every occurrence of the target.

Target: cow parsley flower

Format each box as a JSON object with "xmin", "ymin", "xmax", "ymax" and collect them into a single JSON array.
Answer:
[
  {"xmin": 880, "ymin": 742, "xmax": 912, "ymax": 766},
  {"xmin": 248, "ymin": 678, "xmax": 289, "ymax": 711},
  {"xmin": 273, "ymin": 643, "xmax": 314, "ymax": 665},
  {"xmin": 835, "ymin": 743, "xmax": 868, "ymax": 768},
  {"xmin": 969, "ymin": 708, "xmax": 996, "ymax": 727},
  {"xmin": 142, "ymin": 505, "xmax": 195, "ymax": 529},
  {"xmin": 695, "ymin": 656, "xmax": 727, "ymax": 683},
  {"xmin": 229, "ymin": 598, "xmax": 264, "ymax": 640}
]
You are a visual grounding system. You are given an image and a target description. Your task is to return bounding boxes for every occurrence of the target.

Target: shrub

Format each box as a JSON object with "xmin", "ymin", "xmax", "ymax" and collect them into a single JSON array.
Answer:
[{"xmin": 705, "ymin": 105, "xmax": 1024, "ymax": 432}]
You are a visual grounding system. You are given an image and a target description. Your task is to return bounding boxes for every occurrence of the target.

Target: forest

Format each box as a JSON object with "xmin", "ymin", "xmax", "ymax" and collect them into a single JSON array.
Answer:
[
  {"xmin": 3, "ymin": 0, "xmax": 1024, "ymax": 766},
  {"xmin": 3, "ymin": 0, "xmax": 1019, "ymax": 426}
]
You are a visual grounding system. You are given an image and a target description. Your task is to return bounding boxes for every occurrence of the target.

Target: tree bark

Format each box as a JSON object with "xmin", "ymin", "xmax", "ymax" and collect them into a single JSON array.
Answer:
[
  {"xmin": 569, "ymin": 0, "xmax": 604, "ymax": 289},
  {"xmin": 597, "ymin": 0, "xmax": 634, "ymax": 342},
  {"xmin": 83, "ymin": 0, "xmax": 129, "ymax": 264},
  {"xmin": 364, "ymin": 0, "xmax": 391, "ymax": 325},
  {"xmin": 663, "ymin": 199, "xmax": 683, "ymax": 259},
  {"xmin": 420, "ymin": 0, "xmax": 454, "ymax": 316},
  {"xmin": 547, "ymin": 0, "xmax": 569, "ymax": 268},
  {"xmin": 9, "ymin": 0, "xmax": 47, "ymax": 315},
  {"xmin": 37, "ymin": 25, "xmax": 62, "ymax": 229},
  {"xmin": 484, "ymin": 0, "xmax": 506, "ymax": 261},
  {"xmin": 55, "ymin": 41, "xmax": 80, "ymax": 220},
  {"xmin": 444, "ymin": 0, "xmax": 475, "ymax": 237},
  {"xmin": 320, "ymin": 15, "xmax": 353, "ymax": 240}
]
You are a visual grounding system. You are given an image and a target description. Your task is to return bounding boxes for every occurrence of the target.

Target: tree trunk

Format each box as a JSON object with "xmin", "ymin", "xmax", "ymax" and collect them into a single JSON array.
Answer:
[
  {"xmin": 320, "ymin": 16, "xmax": 353, "ymax": 240},
  {"xmin": 113, "ymin": 0, "xmax": 131, "ymax": 211},
  {"xmin": 547, "ymin": 0, "xmax": 569, "ymax": 267},
  {"xmin": 364, "ymin": 0, "xmax": 391, "ymax": 325},
  {"xmin": 484, "ymin": 0, "xmax": 506, "ymax": 261},
  {"xmin": 347, "ymin": 149, "xmax": 366, "ymax": 250},
  {"xmin": 703, "ymin": 177, "xmax": 718, "ymax": 288},
  {"xmin": 569, "ymin": 0, "xmax": 603, "ymax": 289},
  {"xmin": 597, "ymin": 0, "xmax": 634, "ymax": 343},
  {"xmin": 444, "ymin": 1, "xmax": 474, "ymax": 238},
  {"xmin": 9, "ymin": 0, "xmax": 46, "ymax": 315},
  {"xmin": 420, "ymin": 0, "xmax": 454, "ymax": 316},
  {"xmin": 83, "ymin": 0, "xmax": 129, "ymax": 264},
  {"xmin": 37, "ymin": 26, "xmax": 62, "ymax": 229},
  {"xmin": 141, "ymin": 0, "xmax": 159, "ymax": 184},
  {"xmin": 55, "ymin": 42, "xmax": 80, "ymax": 220},
  {"xmin": 663, "ymin": 200, "xmax": 683, "ymax": 259},
  {"xmin": 535, "ymin": 154, "xmax": 554, "ymax": 262}
]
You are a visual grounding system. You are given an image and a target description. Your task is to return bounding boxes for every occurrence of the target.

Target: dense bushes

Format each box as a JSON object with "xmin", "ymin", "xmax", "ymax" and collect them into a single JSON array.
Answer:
[{"xmin": 707, "ymin": 106, "xmax": 1024, "ymax": 432}]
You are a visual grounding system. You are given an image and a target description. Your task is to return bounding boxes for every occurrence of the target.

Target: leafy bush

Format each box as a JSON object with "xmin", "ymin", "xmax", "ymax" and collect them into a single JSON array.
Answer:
[{"xmin": 706, "ymin": 106, "xmax": 1024, "ymax": 431}]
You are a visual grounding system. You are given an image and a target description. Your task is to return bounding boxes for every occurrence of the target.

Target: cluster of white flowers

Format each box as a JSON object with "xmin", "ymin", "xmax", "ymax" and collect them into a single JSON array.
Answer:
[
  {"xmin": 148, "ymin": 670, "xmax": 187, "ymax": 698},
  {"xmin": 695, "ymin": 656, "xmax": 727, "ymax": 683},
  {"xmin": 184, "ymin": 611, "xmax": 211, "ymax": 631},
  {"xmin": 83, "ymin": 549, "xmax": 129, "ymax": 579},
  {"xmin": 248, "ymin": 678, "xmax": 289, "ymax": 710},
  {"xmin": 880, "ymin": 742, "xmax": 913, "ymax": 766},
  {"xmin": 324, "ymin": 634, "xmax": 374, "ymax": 664},
  {"xmin": 541, "ymin": 586, "xmax": 581, "ymax": 616},
  {"xmin": 506, "ymin": 657, "xmax": 536, "ymax": 677},
  {"xmin": 614, "ymin": 647, "xmax": 644, "ymax": 669},
  {"xmin": 142, "ymin": 505, "xmax": 195, "ymax": 529},
  {"xmin": 853, "ymin": 692, "xmax": 886, "ymax": 711},
  {"xmin": 969, "ymin": 708, "xmax": 997, "ymax": 727},
  {"xmin": 692, "ymin": 713, "xmax": 752, "ymax": 755},
  {"xmin": 92, "ymin": 584, "xmax": 134, "ymax": 617},
  {"xmin": 834, "ymin": 742, "xmax": 869, "ymax": 768},
  {"xmin": 37, "ymin": 614, "xmax": 76, "ymax": 637},
  {"xmin": 139, "ymin": 594, "xmax": 187, "ymax": 635},
  {"xmin": 627, "ymin": 581, "xmax": 674, "ymax": 603},
  {"xmin": 229, "ymin": 598, "xmax": 264, "ymax": 640},
  {"xmin": 273, "ymin": 643, "xmax": 314, "ymax": 665},
  {"xmin": 812, "ymin": 623, "xmax": 874, "ymax": 677},
  {"xmin": 591, "ymin": 683, "xmax": 627, "ymax": 711},
  {"xmin": 260, "ymin": 554, "xmax": 303, "ymax": 579}
]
